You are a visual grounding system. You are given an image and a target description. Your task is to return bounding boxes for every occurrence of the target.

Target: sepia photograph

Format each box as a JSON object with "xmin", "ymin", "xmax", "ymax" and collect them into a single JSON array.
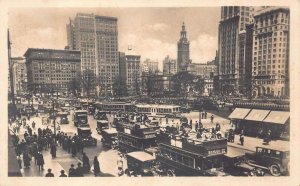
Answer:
[{"xmin": 2, "ymin": 0, "xmax": 300, "ymax": 185}]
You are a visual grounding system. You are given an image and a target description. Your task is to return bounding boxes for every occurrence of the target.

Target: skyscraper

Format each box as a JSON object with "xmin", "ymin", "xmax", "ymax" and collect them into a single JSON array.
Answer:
[
  {"xmin": 218, "ymin": 6, "xmax": 254, "ymax": 95},
  {"xmin": 252, "ymin": 7, "xmax": 289, "ymax": 98},
  {"xmin": 67, "ymin": 13, "xmax": 119, "ymax": 95},
  {"xmin": 177, "ymin": 22, "xmax": 190, "ymax": 72},
  {"xmin": 119, "ymin": 51, "xmax": 141, "ymax": 95}
]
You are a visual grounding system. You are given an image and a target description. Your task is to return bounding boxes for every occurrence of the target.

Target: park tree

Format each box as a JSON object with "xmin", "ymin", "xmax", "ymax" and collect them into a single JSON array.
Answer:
[
  {"xmin": 112, "ymin": 76, "xmax": 128, "ymax": 98},
  {"xmin": 172, "ymin": 71, "xmax": 196, "ymax": 99}
]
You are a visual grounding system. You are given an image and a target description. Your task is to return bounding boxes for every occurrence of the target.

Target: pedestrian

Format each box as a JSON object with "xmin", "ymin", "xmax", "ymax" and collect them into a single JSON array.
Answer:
[
  {"xmin": 210, "ymin": 115, "xmax": 214, "ymax": 123},
  {"xmin": 117, "ymin": 155, "xmax": 123, "ymax": 176},
  {"xmin": 50, "ymin": 143, "xmax": 57, "ymax": 158},
  {"xmin": 82, "ymin": 152, "xmax": 90, "ymax": 172},
  {"xmin": 93, "ymin": 156, "xmax": 100, "ymax": 176},
  {"xmin": 23, "ymin": 151, "xmax": 31, "ymax": 169},
  {"xmin": 75, "ymin": 163, "xmax": 84, "ymax": 177},
  {"xmin": 45, "ymin": 168, "xmax": 54, "ymax": 177},
  {"xmin": 195, "ymin": 121, "xmax": 199, "ymax": 132},
  {"xmin": 240, "ymin": 133, "xmax": 244, "ymax": 146},
  {"xmin": 68, "ymin": 164, "xmax": 76, "ymax": 177},
  {"xmin": 205, "ymin": 111, "xmax": 207, "ymax": 119},
  {"xmin": 71, "ymin": 141, "xmax": 77, "ymax": 157},
  {"xmin": 28, "ymin": 127, "xmax": 33, "ymax": 136},
  {"xmin": 36, "ymin": 151, "xmax": 44, "ymax": 171},
  {"xmin": 59, "ymin": 170, "xmax": 68, "ymax": 177},
  {"xmin": 24, "ymin": 131, "xmax": 29, "ymax": 140},
  {"xmin": 32, "ymin": 121, "xmax": 36, "ymax": 130}
]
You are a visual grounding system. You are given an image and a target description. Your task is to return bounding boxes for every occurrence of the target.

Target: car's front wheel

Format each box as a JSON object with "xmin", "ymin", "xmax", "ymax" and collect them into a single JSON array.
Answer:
[{"xmin": 269, "ymin": 164, "xmax": 281, "ymax": 177}]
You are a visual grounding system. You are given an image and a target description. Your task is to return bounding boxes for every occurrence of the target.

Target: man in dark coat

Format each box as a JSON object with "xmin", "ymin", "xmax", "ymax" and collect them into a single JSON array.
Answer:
[
  {"xmin": 59, "ymin": 170, "xmax": 67, "ymax": 177},
  {"xmin": 68, "ymin": 164, "xmax": 76, "ymax": 177},
  {"xmin": 93, "ymin": 156, "xmax": 100, "ymax": 176},
  {"xmin": 75, "ymin": 163, "xmax": 84, "ymax": 177},
  {"xmin": 82, "ymin": 152, "xmax": 90, "ymax": 172},
  {"xmin": 23, "ymin": 151, "xmax": 31, "ymax": 169},
  {"xmin": 71, "ymin": 141, "xmax": 77, "ymax": 157},
  {"xmin": 50, "ymin": 143, "xmax": 57, "ymax": 158},
  {"xmin": 36, "ymin": 151, "xmax": 44, "ymax": 171},
  {"xmin": 45, "ymin": 168, "xmax": 54, "ymax": 177}
]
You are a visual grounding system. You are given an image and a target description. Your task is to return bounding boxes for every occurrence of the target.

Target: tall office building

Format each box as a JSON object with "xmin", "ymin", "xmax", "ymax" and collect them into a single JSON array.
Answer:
[
  {"xmin": 67, "ymin": 13, "xmax": 119, "ymax": 94},
  {"xmin": 252, "ymin": 7, "xmax": 289, "ymax": 98},
  {"xmin": 11, "ymin": 57, "xmax": 27, "ymax": 95},
  {"xmin": 177, "ymin": 22, "xmax": 190, "ymax": 72},
  {"xmin": 119, "ymin": 51, "xmax": 141, "ymax": 95},
  {"xmin": 163, "ymin": 55, "xmax": 177, "ymax": 76},
  {"xmin": 218, "ymin": 6, "xmax": 254, "ymax": 95}
]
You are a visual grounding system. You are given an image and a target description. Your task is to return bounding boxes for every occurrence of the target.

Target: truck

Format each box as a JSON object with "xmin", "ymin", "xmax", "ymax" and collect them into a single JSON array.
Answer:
[{"xmin": 73, "ymin": 110, "xmax": 89, "ymax": 127}]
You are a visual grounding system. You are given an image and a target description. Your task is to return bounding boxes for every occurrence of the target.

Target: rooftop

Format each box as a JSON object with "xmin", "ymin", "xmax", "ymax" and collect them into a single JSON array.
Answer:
[{"xmin": 254, "ymin": 7, "xmax": 289, "ymax": 17}]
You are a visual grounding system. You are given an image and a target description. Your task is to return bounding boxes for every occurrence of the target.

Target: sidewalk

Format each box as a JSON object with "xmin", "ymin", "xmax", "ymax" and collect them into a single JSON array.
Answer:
[{"xmin": 227, "ymin": 135, "xmax": 290, "ymax": 152}]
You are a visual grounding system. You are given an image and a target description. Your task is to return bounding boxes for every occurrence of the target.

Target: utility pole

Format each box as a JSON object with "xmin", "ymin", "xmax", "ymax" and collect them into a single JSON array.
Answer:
[{"xmin": 8, "ymin": 29, "xmax": 16, "ymax": 108}]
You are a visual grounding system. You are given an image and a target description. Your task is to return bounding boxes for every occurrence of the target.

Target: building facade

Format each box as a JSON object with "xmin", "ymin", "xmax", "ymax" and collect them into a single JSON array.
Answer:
[
  {"xmin": 67, "ymin": 13, "xmax": 119, "ymax": 94},
  {"xmin": 252, "ymin": 7, "xmax": 289, "ymax": 98},
  {"xmin": 218, "ymin": 6, "xmax": 254, "ymax": 95},
  {"xmin": 177, "ymin": 22, "xmax": 190, "ymax": 72},
  {"xmin": 11, "ymin": 57, "xmax": 27, "ymax": 95},
  {"xmin": 188, "ymin": 63, "xmax": 217, "ymax": 78},
  {"xmin": 119, "ymin": 52, "xmax": 141, "ymax": 95},
  {"xmin": 163, "ymin": 55, "xmax": 177, "ymax": 76},
  {"xmin": 25, "ymin": 48, "xmax": 81, "ymax": 94},
  {"xmin": 142, "ymin": 58, "xmax": 159, "ymax": 74}
]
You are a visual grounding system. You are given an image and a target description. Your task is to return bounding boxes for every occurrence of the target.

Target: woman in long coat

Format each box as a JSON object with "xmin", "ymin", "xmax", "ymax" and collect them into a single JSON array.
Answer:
[{"xmin": 93, "ymin": 156, "xmax": 100, "ymax": 176}]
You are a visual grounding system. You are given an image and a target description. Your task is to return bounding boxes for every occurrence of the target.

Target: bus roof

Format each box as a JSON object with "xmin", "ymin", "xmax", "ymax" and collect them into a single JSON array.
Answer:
[
  {"xmin": 127, "ymin": 151, "xmax": 155, "ymax": 162},
  {"xmin": 75, "ymin": 110, "xmax": 87, "ymax": 113}
]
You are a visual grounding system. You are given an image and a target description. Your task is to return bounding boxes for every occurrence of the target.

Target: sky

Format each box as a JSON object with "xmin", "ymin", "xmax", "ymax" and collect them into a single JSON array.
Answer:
[{"xmin": 8, "ymin": 7, "xmax": 220, "ymax": 69}]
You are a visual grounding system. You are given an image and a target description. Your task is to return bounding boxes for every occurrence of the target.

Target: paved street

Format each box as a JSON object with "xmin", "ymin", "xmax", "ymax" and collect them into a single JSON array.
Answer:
[{"xmin": 9, "ymin": 107, "xmax": 289, "ymax": 177}]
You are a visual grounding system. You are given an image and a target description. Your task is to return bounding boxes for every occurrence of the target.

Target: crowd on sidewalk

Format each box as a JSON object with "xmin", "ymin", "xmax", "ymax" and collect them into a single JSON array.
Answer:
[{"xmin": 9, "ymin": 115, "xmax": 103, "ymax": 177}]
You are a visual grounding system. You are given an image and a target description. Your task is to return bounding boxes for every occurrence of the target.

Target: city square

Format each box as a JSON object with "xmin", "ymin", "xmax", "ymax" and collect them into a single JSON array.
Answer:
[{"xmin": 7, "ymin": 6, "xmax": 290, "ymax": 178}]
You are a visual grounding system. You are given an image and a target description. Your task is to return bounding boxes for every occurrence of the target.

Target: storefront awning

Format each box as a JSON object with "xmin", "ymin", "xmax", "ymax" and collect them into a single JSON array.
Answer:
[
  {"xmin": 263, "ymin": 111, "xmax": 290, "ymax": 124},
  {"xmin": 244, "ymin": 109, "xmax": 270, "ymax": 122},
  {"xmin": 228, "ymin": 108, "xmax": 251, "ymax": 119}
]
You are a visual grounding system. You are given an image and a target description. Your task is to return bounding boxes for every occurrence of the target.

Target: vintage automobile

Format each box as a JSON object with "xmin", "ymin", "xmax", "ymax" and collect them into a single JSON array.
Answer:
[
  {"xmin": 96, "ymin": 120, "xmax": 109, "ymax": 134},
  {"xmin": 88, "ymin": 105, "xmax": 96, "ymax": 115},
  {"xmin": 59, "ymin": 112, "xmax": 69, "ymax": 124},
  {"xmin": 101, "ymin": 128, "xmax": 118, "ymax": 149},
  {"xmin": 245, "ymin": 146, "xmax": 290, "ymax": 176},
  {"xmin": 126, "ymin": 151, "xmax": 156, "ymax": 176},
  {"xmin": 77, "ymin": 127, "xmax": 97, "ymax": 146},
  {"xmin": 94, "ymin": 111, "xmax": 108, "ymax": 120},
  {"xmin": 73, "ymin": 110, "xmax": 89, "ymax": 127}
]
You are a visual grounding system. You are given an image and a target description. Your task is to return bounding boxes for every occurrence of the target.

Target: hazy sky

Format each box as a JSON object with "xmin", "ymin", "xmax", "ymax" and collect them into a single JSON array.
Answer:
[{"xmin": 8, "ymin": 7, "xmax": 220, "ymax": 69}]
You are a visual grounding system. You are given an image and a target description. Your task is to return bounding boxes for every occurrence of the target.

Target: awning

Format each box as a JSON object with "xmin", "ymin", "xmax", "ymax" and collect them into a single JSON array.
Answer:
[
  {"xmin": 263, "ymin": 111, "xmax": 290, "ymax": 124},
  {"xmin": 244, "ymin": 109, "xmax": 270, "ymax": 121},
  {"xmin": 228, "ymin": 108, "xmax": 251, "ymax": 119}
]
